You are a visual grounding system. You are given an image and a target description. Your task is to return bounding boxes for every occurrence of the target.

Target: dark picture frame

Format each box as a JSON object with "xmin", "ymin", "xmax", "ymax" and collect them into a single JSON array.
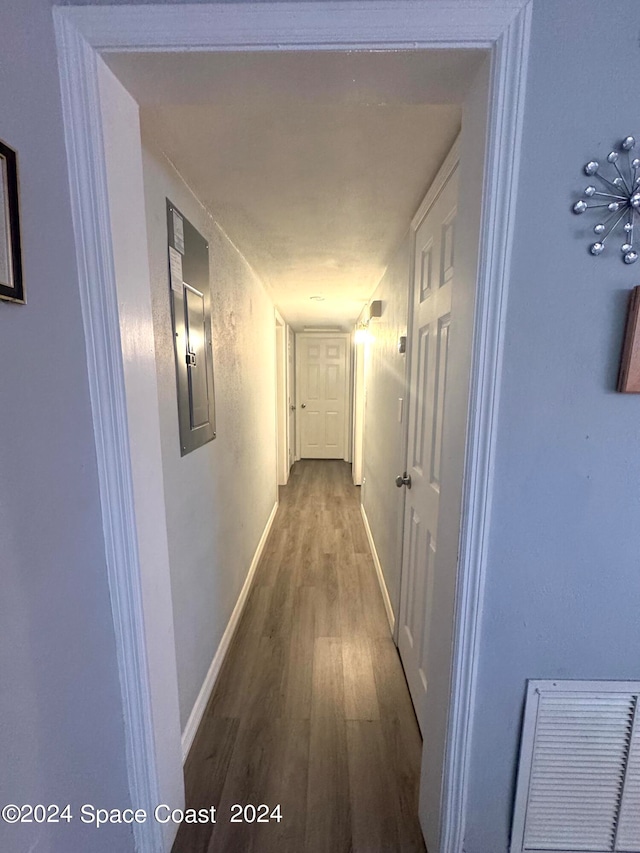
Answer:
[
  {"xmin": 618, "ymin": 285, "xmax": 640, "ymax": 393},
  {"xmin": 0, "ymin": 139, "xmax": 24, "ymax": 304}
]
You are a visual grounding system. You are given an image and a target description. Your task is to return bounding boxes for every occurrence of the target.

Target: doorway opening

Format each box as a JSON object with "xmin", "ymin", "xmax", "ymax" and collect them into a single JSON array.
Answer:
[{"xmin": 54, "ymin": 5, "xmax": 531, "ymax": 852}]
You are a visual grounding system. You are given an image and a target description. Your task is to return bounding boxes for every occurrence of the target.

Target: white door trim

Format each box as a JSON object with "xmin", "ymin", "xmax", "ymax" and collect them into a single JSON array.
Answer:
[
  {"xmin": 352, "ymin": 326, "xmax": 365, "ymax": 485},
  {"xmin": 53, "ymin": 1, "xmax": 529, "ymax": 51},
  {"xmin": 52, "ymin": 3, "xmax": 532, "ymax": 851},
  {"xmin": 53, "ymin": 18, "xmax": 165, "ymax": 853}
]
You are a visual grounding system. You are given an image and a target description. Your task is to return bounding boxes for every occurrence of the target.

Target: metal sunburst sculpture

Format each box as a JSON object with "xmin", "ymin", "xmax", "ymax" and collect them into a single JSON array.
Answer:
[{"xmin": 572, "ymin": 135, "xmax": 640, "ymax": 264}]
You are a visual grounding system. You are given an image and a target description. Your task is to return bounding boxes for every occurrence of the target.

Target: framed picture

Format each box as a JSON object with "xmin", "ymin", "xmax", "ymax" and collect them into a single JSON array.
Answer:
[
  {"xmin": 618, "ymin": 285, "xmax": 640, "ymax": 393},
  {"xmin": 0, "ymin": 139, "xmax": 24, "ymax": 304}
]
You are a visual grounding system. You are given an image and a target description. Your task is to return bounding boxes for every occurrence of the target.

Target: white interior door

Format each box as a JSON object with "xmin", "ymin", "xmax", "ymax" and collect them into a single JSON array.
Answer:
[
  {"xmin": 275, "ymin": 317, "xmax": 288, "ymax": 485},
  {"xmin": 287, "ymin": 326, "xmax": 296, "ymax": 468},
  {"xmin": 398, "ymin": 158, "xmax": 459, "ymax": 735},
  {"xmin": 296, "ymin": 333, "xmax": 349, "ymax": 459}
]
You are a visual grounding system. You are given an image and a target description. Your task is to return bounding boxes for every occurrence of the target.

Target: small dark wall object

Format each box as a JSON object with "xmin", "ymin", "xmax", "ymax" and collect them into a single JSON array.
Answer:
[
  {"xmin": 0, "ymin": 139, "xmax": 24, "ymax": 304},
  {"xmin": 618, "ymin": 286, "xmax": 640, "ymax": 393},
  {"xmin": 166, "ymin": 199, "xmax": 216, "ymax": 454},
  {"xmin": 369, "ymin": 299, "xmax": 383, "ymax": 319}
]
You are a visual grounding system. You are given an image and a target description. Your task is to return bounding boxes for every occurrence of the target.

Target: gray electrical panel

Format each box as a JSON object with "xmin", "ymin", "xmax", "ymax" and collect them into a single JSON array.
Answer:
[{"xmin": 166, "ymin": 199, "xmax": 216, "ymax": 455}]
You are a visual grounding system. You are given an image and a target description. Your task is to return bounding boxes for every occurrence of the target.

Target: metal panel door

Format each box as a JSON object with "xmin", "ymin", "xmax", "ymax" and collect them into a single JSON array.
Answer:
[
  {"xmin": 184, "ymin": 283, "xmax": 210, "ymax": 430},
  {"xmin": 167, "ymin": 199, "xmax": 216, "ymax": 455},
  {"xmin": 287, "ymin": 327, "xmax": 296, "ymax": 469}
]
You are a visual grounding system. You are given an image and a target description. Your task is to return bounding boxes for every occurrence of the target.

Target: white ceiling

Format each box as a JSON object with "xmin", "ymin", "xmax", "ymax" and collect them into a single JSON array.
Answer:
[{"xmin": 106, "ymin": 50, "xmax": 485, "ymax": 329}]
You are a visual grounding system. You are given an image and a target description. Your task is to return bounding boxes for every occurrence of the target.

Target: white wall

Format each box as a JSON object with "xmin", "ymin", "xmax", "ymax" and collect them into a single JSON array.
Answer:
[
  {"xmin": 0, "ymin": 1, "xmax": 133, "ymax": 851},
  {"xmin": 361, "ymin": 235, "xmax": 410, "ymax": 616},
  {"xmin": 464, "ymin": 2, "xmax": 640, "ymax": 850},
  {"xmin": 141, "ymin": 138, "xmax": 278, "ymax": 732}
]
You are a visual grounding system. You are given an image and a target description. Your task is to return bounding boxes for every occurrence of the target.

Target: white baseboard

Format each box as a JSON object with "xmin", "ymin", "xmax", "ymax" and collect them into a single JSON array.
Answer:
[
  {"xmin": 359, "ymin": 503, "xmax": 395, "ymax": 634},
  {"xmin": 181, "ymin": 500, "xmax": 279, "ymax": 762}
]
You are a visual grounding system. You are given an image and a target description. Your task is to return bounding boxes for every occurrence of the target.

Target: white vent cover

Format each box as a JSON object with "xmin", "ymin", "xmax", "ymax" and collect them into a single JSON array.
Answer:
[{"xmin": 511, "ymin": 680, "xmax": 640, "ymax": 853}]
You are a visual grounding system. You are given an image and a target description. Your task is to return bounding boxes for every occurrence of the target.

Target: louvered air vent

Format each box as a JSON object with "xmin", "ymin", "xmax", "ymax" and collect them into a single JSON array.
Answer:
[{"xmin": 511, "ymin": 680, "xmax": 640, "ymax": 853}]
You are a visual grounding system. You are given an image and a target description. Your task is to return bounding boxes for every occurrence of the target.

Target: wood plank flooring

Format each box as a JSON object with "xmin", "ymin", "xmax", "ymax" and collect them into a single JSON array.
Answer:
[{"xmin": 172, "ymin": 460, "xmax": 425, "ymax": 853}]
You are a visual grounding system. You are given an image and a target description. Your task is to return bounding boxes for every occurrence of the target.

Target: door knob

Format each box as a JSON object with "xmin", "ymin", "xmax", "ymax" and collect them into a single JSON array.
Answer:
[
  {"xmin": 395, "ymin": 472, "xmax": 411, "ymax": 489},
  {"xmin": 301, "ymin": 403, "xmax": 306, "ymax": 409}
]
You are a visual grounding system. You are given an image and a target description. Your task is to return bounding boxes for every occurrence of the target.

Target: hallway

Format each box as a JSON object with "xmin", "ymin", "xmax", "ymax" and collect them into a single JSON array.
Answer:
[{"xmin": 172, "ymin": 460, "xmax": 425, "ymax": 852}]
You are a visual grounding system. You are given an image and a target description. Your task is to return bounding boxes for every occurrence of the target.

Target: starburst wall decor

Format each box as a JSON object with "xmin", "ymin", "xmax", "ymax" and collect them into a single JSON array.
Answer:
[{"xmin": 572, "ymin": 135, "xmax": 640, "ymax": 264}]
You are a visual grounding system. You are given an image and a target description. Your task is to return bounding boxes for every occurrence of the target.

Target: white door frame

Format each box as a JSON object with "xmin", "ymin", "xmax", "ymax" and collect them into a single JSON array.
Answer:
[
  {"xmin": 53, "ymin": 4, "xmax": 532, "ymax": 852},
  {"xmin": 352, "ymin": 325, "xmax": 366, "ymax": 485}
]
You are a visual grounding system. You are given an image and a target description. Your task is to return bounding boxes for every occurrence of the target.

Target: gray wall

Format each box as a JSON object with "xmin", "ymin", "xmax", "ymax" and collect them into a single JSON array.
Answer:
[
  {"xmin": 464, "ymin": 1, "xmax": 640, "ymax": 850},
  {"xmin": 4, "ymin": 1, "xmax": 640, "ymax": 851},
  {"xmin": 0, "ymin": 0, "xmax": 133, "ymax": 851},
  {"xmin": 142, "ymin": 141, "xmax": 278, "ymax": 731},
  {"xmin": 361, "ymin": 235, "xmax": 410, "ymax": 616}
]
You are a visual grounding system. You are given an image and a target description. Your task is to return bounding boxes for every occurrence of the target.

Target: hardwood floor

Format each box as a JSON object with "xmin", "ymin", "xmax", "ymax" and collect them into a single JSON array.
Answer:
[{"xmin": 172, "ymin": 460, "xmax": 425, "ymax": 853}]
